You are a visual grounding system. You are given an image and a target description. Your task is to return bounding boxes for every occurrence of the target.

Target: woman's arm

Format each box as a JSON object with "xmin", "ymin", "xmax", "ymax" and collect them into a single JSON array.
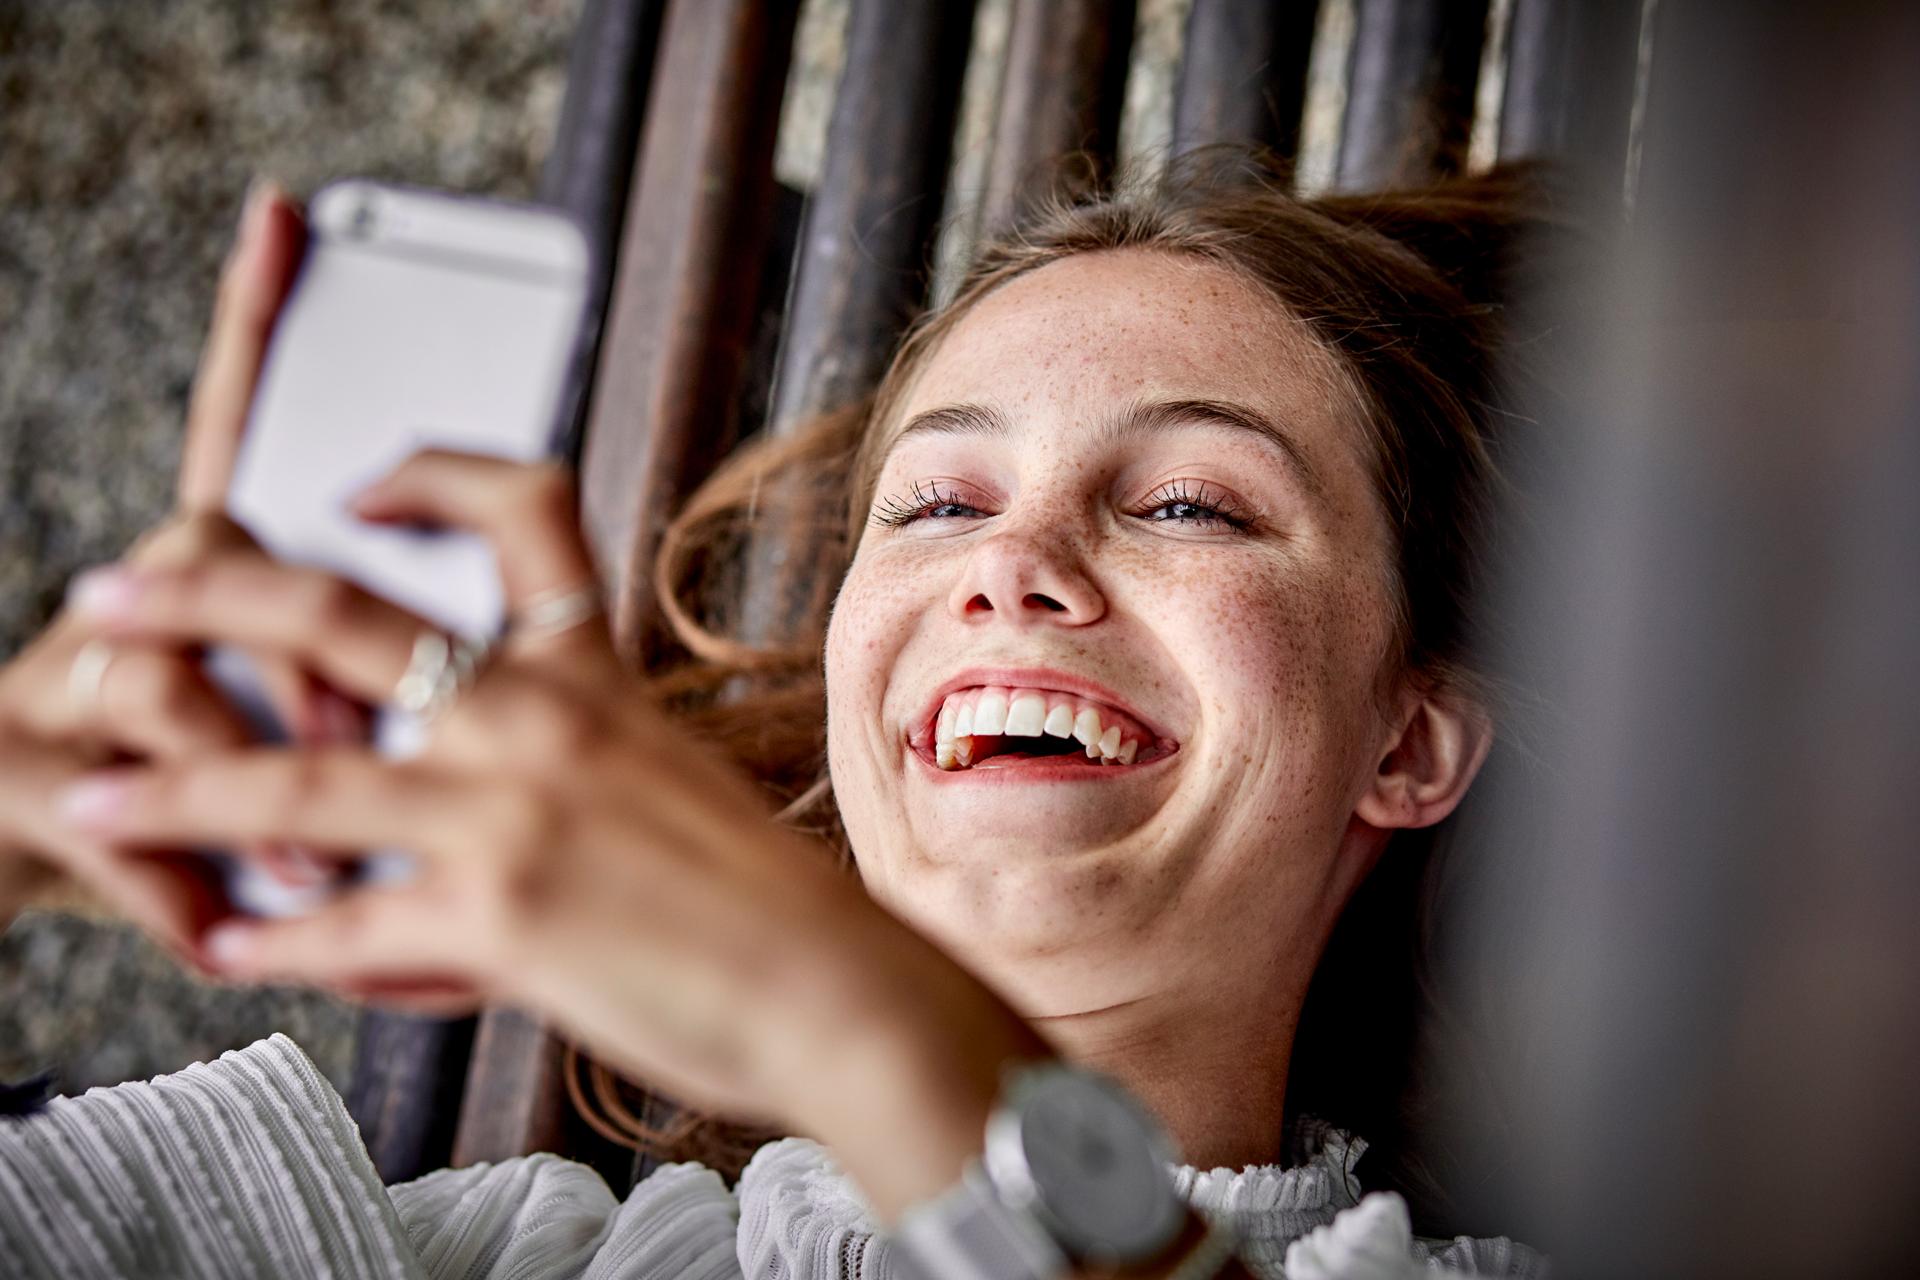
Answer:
[{"xmin": 54, "ymin": 468, "xmax": 1252, "ymax": 1272}]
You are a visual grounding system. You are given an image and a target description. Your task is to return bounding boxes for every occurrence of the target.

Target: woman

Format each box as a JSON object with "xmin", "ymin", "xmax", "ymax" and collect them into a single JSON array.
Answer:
[{"xmin": 0, "ymin": 153, "xmax": 1547, "ymax": 1278}]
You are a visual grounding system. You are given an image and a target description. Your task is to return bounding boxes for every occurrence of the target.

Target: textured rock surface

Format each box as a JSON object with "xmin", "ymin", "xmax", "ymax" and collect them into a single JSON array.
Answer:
[{"xmin": 0, "ymin": 0, "xmax": 579, "ymax": 1095}]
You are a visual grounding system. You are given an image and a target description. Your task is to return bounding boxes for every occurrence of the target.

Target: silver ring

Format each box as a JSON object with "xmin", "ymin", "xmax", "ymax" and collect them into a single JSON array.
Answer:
[
  {"xmin": 507, "ymin": 582, "xmax": 603, "ymax": 642},
  {"xmin": 391, "ymin": 629, "xmax": 491, "ymax": 723},
  {"xmin": 68, "ymin": 639, "xmax": 118, "ymax": 720}
]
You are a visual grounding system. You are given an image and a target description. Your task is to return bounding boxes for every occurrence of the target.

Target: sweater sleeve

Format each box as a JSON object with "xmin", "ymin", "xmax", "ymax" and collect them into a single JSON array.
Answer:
[
  {"xmin": 389, "ymin": 1154, "xmax": 744, "ymax": 1280},
  {"xmin": 0, "ymin": 1033, "xmax": 426, "ymax": 1280}
]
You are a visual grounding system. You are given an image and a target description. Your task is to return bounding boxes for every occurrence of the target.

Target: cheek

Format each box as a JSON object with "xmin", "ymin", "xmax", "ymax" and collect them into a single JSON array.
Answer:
[
  {"xmin": 1148, "ymin": 549, "xmax": 1390, "ymax": 757},
  {"xmin": 823, "ymin": 555, "xmax": 921, "ymax": 758}
]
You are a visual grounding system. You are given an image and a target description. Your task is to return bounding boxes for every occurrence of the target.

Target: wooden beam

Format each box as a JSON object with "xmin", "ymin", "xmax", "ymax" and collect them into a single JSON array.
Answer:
[
  {"xmin": 1334, "ymin": 0, "xmax": 1488, "ymax": 191},
  {"xmin": 974, "ymin": 0, "xmax": 1136, "ymax": 241},
  {"xmin": 1170, "ymin": 0, "xmax": 1318, "ymax": 167},
  {"xmin": 767, "ymin": 0, "xmax": 977, "ymax": 436},
  {"xmin": 538, "ymin": 0, "xmax": 669, "ymax": 460},
  {"xmin": 1497, "ymin": 0, "xmax": 1640, "ymax": 189},
  {"xmin": 448, "ymin": 1008, "xmax": 566, "ymax": 1167},
  {"xmin": 344, "ymin": 1010, "xmax": 474, "ymax": 1184},
  {"xmin": 452, "ymin": 0, "xmax": 798, "ymax": 1175},
  {"xmin": 579, "ymin": 0, "xmax": 803, "ymax": 656}
]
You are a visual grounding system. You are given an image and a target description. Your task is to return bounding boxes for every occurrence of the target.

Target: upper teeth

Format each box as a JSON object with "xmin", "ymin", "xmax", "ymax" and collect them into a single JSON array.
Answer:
[{"xmin": 931, "ymin": 686, "xmax": 1146, "ymax": 770}]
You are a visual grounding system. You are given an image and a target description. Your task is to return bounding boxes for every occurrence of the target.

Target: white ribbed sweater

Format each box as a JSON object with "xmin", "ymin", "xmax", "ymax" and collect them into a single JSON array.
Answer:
[{"xmin": 0, "ymin": 1036, "xmax": 1546, "ymax": 1278}]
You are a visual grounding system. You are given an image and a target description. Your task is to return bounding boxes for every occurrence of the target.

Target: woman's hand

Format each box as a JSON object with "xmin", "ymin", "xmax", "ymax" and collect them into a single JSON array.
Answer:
[
  {"xmin": 0, "ymin": 181, "xmax": 359, "ymax": 947},
  {"xmin": 52, "ymin": 449, "xmax": 1052, "ymax": 1209}
]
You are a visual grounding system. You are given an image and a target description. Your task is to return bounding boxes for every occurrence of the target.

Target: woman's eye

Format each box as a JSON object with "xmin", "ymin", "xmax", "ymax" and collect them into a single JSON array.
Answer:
[
  {"xmin": 1137, "ymin": 483, "xmax": 1250, "ymax": 530},
  {"xmin": 871, "ymin": 480, "xmax": 1252, "ymax": 531},
  {"xmin": 870, "ymin": 482, "xmax": 986, "ymax": 527}
]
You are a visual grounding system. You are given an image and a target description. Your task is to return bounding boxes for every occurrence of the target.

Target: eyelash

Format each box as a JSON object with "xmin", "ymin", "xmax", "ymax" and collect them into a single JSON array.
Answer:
[{"xmin": 867, "ymin": 480, "xmax": 1252, "ymax": 531}]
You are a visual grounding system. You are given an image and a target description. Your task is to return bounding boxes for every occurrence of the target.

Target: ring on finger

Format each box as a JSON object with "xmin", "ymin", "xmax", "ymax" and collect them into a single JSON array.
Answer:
[
  {"xmin": 68, "ymin": 639, "xmax": 119, "ymax": 721},
  {"xmin": 391, "ymin": 628, "xmax": 491, "ymax": 724},
  {"xmin": 506, "ymin": 582, "xmax": 603, "ymax": 643}
]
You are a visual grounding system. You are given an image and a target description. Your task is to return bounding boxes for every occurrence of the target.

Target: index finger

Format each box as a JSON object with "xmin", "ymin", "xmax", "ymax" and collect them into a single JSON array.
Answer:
[{"xmin": 176, "ymin": 181, "xmax": 306, "ymax": 513}]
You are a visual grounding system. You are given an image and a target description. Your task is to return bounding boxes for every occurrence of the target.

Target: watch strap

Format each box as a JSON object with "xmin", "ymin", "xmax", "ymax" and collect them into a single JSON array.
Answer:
[{"xmin": 894, "ymin": 1160, "xmax": 1068, "ymax": 1280}]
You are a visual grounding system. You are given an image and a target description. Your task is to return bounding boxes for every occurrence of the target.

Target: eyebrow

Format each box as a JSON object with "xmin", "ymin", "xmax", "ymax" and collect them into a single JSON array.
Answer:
[{"xmin": 893, "ymin": 396, "xmax": 1326, "ymax": 502}]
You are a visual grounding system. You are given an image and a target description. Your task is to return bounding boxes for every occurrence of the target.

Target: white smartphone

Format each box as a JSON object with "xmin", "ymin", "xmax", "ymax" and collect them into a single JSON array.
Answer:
[{"xmin": 207, "ymin": 180, "xmax": 590, "ymax": 915}]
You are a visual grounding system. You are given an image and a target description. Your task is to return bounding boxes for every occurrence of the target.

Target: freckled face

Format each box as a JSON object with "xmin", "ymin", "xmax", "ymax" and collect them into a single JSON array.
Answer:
[{"xmin": 824, "ymin": 249, "xmax": 1400, "ymax": 999}]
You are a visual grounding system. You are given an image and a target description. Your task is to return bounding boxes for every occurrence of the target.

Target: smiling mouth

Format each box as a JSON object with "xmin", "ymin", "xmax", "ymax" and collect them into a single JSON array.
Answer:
[{"xmin": 915, "ymin": 684, "xmax": 1174, "ymax": 773}]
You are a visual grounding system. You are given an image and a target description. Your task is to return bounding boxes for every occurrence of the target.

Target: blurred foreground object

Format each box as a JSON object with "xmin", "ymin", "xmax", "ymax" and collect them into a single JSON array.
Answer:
[{"xmin": 1451, "ymin": 3, "xmax": 1920, "ymax": 1276}]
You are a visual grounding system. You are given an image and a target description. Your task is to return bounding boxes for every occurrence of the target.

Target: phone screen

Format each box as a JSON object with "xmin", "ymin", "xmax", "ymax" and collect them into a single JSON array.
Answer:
[{"xmin": 228, "ymin": 181, "xmax": 589, "ymax": 638}]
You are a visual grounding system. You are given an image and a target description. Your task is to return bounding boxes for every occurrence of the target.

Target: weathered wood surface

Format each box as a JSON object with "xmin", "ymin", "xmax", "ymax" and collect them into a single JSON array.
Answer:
[
  {"xmin": 1335, "ymin": 0, "xmax": 1489, "ymax": 191},
  {"xmin": 579, "ymin": 0, "xmax": 803, "ymax": 656},
  {"xmin": 540, "ymin": 0, "xmax": 669, "ymax": 459},
  {"xmin": 345, "ymin": 1009, "xmax": 474, "ymax": 1184},
  {"xmin": 767, "ymin": 0, "xmax": 977, "ymax": 437},
  {"xmin": 1170, "ymin": 0, "xmax": 1318, "ymax": 166},
  {"xmin": 451, "ymin": 0, "xmax": 800, "ymax": 1175},
  {"xmin": 449, "ymin": 1007, "xmax": 568, "ymax": 1168},
  {"xmin": 1498, "ymin": 0, "xmax": 1640, "ymax": 188},
  {"xmin": 975, "ymin": 0, "xmax": 1136, "ymax": 240}
]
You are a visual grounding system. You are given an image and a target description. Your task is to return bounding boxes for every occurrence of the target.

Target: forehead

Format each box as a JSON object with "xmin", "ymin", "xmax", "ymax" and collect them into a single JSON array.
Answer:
[{"xmin": 895, "ymin": 248, "xmax": 1357, "ymax": 442}]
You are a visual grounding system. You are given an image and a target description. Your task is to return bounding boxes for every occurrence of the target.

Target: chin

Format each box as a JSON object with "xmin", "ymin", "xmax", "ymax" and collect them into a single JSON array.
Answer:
[
  {"xmin": 873, "ymin": 825, "xmax": 1156, "ymax": 957},
  {"xmin": 908, "ymin": 785, "xmax": 1161, "ymax": 850}
]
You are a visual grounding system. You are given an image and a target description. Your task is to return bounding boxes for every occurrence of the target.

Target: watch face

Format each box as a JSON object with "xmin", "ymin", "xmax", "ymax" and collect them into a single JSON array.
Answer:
[{"xmin": 990, "ymin": 1067, "xmax": 1186, "ymax": 1263}]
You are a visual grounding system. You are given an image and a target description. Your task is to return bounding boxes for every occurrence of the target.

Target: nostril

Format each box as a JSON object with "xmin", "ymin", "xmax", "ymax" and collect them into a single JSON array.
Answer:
[
  {"xmin": 1024, "ymin": 593, "xmax": 1067, "ymax": 612},
  {"xmin": 965, "ymin": 593, "xmax": 993, "ymax": 613}
]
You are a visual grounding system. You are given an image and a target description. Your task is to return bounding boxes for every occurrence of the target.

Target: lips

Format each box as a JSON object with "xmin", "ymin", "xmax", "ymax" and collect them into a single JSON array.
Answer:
[{"xmin": 908, "ymin": 668, "xmax": 1177, "ymax": 773}]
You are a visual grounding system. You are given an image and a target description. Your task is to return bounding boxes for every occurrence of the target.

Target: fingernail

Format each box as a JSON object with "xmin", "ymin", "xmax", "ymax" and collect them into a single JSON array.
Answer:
[
  {"xmin": 56, "ymin": 776, "xmax": 132, "ymax": 827},
  {"xmin": 66, "ymin": 567, "xmax": 143, "ymax": 618},
  {"xmin": 203, "ymin": 923, "xmax": 257, "ymax": 972}
]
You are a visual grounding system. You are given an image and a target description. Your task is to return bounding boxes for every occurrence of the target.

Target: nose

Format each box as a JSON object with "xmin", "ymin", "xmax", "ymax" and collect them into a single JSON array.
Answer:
[{"xmin": 946, "ymin": 524, "xmax": 1107, "ymax": 627}]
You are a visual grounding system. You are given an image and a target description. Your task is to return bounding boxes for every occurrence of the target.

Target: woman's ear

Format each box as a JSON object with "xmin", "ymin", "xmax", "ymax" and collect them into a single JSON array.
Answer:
[{"xmin": 1353, "ymin": 686, "xmax": 1493, "ymax": 831}]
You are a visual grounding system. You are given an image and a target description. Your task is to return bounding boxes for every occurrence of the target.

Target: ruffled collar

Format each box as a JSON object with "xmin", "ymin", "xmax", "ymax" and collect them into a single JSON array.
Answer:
[{"xmin": 734, "ymin": 1118, "xmax": 1366, "ymax": 1280}]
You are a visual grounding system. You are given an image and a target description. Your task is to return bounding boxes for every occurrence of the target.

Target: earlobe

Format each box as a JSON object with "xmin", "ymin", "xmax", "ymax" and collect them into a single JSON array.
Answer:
[{"xmin": 1352, "ymin": 692, "xmax": 1493, "ymax": 831}]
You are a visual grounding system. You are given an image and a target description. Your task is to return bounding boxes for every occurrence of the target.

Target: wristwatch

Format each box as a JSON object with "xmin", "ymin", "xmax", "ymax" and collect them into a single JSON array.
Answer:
[{"xmin": 893, "ymin": 1061, "xmax": 1240, "ymax": 1280}]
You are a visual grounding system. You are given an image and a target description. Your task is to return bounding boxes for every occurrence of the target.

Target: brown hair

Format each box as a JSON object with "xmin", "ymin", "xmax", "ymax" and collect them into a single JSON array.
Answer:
[{"xmin": 581, "ymin": 146, "xmax": 1556, "ymax": 1228}]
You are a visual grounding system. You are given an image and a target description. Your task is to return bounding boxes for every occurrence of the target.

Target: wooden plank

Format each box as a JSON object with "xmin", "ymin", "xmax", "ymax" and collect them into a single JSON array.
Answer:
[
  {"xmin": 1169, "ymin": 0, "xmax": 1318, "ymax": 166},
  {"xmin": 453, "ymin": 0, "xmax": 799, "ymax": 1172},
  {"xmin": 767, "ymin": 0, "xmax": 977, "ymax": 436},
  {"xmin": 974, "ymin": 0, "xmax": 1136, "ymax": 240},
  {"xmin": 579, "ymin": 0, "xmax": 803, "ymax": 657},
  {"xmin": 448, "ymin": 1008, "xmax": 567, "ymax": 1166},
  {"xmin": 538, "ymin": 0, "xmax": 669, "ymax": 459},
  {"xmin": 1497, "ymin": 0, "xmax": 1640, "ymax": 187},
  {"xmin": 344, "ymin": 1009, "xmax": 475, "ymax": 1184},
  {"xmin": 1334, "ymin": 0, "xmax": 1488, "ymax": 191}
]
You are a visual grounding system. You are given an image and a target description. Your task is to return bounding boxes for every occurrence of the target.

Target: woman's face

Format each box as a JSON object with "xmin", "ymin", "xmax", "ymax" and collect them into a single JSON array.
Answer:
[{"xmin": 825, "ymin": 248, "xmax": 1406, "ymax": 1012}]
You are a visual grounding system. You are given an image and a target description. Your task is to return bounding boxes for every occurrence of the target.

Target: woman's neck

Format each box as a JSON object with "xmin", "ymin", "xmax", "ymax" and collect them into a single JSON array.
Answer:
[{"xmin": 1026, "ymin": 965, "xmax": 1310, "ymax": 1172}]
